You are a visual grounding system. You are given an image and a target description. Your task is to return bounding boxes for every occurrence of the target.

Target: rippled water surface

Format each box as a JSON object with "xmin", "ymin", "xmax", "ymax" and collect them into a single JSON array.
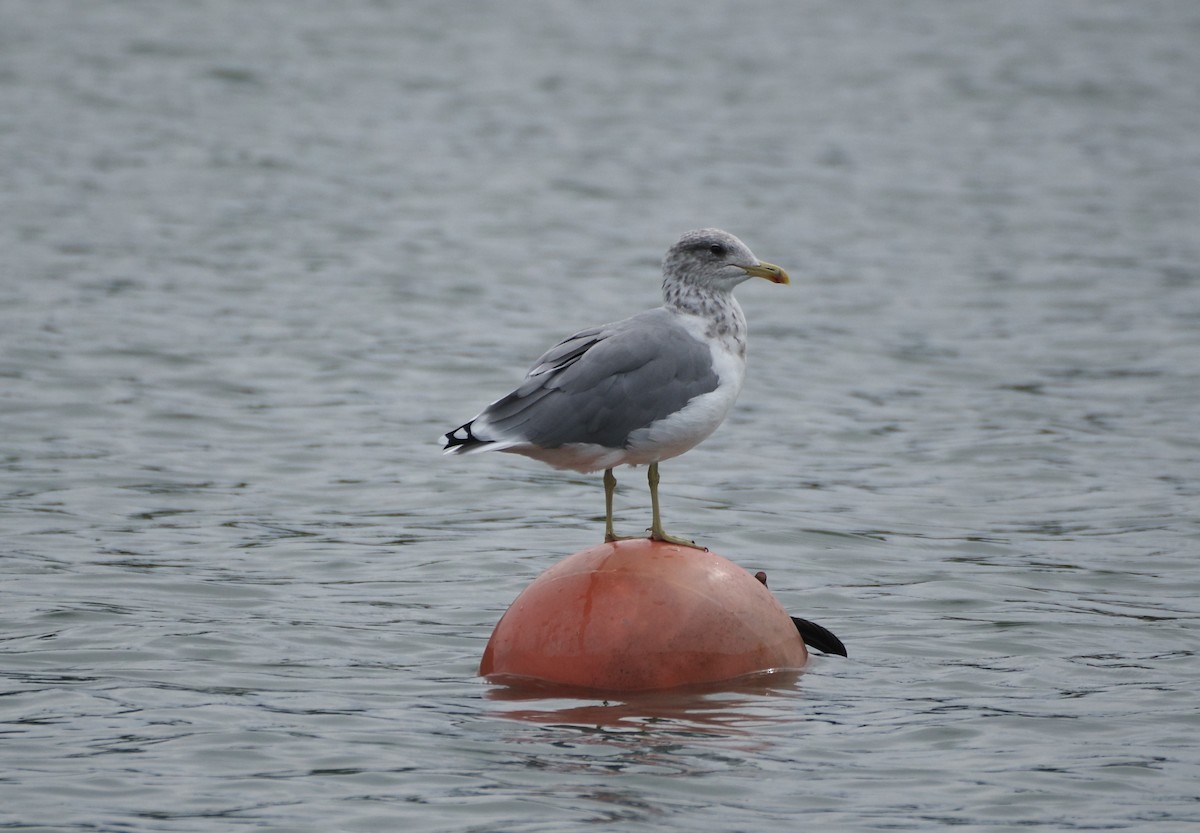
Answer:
[{"xmin": 3, "ymin": 1, "xmax": 1199, "ymax": 830}]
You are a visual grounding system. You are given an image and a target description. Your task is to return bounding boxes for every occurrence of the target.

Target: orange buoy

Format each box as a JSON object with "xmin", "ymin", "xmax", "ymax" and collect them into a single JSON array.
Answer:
[{"xmin": 480, "ymin": 539, "xmax": 807, "ymax": 692}]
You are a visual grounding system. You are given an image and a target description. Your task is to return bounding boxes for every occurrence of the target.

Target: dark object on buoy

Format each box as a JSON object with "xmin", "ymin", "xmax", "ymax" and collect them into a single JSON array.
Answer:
[
  {"xmin": 754, "ymin": 570, "xmax": 848, "ymax": 657},
  {"xmin": 790, "ymin": 616, "xmax": 848, "ymax": 657},
  {"xmin": 480, "ymin": 540, "xmax": 807, "ymax": 692}
]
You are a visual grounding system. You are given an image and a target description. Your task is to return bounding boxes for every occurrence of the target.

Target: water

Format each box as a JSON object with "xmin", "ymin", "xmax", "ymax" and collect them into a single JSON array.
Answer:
[{"xmin": 2, "ymin": 1, "xmax": 1199, "ymax": 830}]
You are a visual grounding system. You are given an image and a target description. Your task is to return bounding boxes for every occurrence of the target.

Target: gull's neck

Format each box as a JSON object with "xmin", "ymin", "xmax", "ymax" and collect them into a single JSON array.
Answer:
[{"xmin": 662, "ymin": 278, "xmax": 748, "ymax": 355}]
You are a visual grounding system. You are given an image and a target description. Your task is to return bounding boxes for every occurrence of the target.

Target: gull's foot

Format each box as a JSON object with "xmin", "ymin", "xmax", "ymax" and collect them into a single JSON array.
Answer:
[
  {"xmin": 604, "ymin": 531, "xmax": 643, "ymax": 543},
  {"xmin": 648, "ymin": 529, "xmax": 708, "ymax": 551}
]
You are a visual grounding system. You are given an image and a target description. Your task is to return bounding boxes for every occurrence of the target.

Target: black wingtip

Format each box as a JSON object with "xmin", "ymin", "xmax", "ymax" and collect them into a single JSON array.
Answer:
[
  {"xmin": 791, "ymin": 616, "xmax": 848, "ymax": 657},
  {"xmin": 442, "ymin": 421, "xmax": 481, "ymax": 453}
]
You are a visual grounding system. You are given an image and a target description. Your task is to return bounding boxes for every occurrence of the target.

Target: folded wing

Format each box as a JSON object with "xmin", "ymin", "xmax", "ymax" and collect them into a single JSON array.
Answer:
[{"xmin": 449, "ymin": 309, "xmax": 719, "ymax": 452}]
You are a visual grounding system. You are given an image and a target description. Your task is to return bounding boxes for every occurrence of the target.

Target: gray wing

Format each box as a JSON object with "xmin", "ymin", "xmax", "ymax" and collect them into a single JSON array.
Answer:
[{"xmin": 479, "ymin": 308, "xmax": 719, "ymax": 449}]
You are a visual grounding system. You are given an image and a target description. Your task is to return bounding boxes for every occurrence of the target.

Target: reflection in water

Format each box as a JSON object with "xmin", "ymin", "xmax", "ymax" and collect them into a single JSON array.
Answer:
[{"xmin": 485, "ymin": 670, "xmax": 804, "ymax": 736}]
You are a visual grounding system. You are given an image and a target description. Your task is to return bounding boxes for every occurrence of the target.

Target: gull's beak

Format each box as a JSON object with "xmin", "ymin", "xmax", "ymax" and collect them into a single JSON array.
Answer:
[{"xmin": 740, "ymin": 261, "xmax": 790, "ymax": 285}]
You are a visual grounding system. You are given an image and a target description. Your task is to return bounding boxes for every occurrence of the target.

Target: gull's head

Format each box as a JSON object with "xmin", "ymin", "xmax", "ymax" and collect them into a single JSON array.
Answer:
[{"xmin": 662, "ymin": 229, "xmax": 789, "ymax": 295}]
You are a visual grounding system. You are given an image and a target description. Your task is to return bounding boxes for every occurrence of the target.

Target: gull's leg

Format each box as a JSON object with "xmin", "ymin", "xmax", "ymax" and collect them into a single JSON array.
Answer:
[
  {"xmin": 603, "ymin": 468, "xmax": 629, "ymax": 542},
  {"xmin": 604, "ymin": 467, "xmax": 647, "ymax": 543},
  {"xmin": 647, "ymin": 463, "xmax": 705, "ymax": 550}
]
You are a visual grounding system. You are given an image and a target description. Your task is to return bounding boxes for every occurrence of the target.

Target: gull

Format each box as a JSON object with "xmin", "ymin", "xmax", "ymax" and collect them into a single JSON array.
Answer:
[{"xmin": 442, "ymin": 229, "xmax": 789, "ymax": 548}]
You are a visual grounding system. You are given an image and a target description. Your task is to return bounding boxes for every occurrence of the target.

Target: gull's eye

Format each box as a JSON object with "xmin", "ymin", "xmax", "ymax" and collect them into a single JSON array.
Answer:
[{"xmin": 708, "ymin": 243, "xmax": 727, "ymax": 257}]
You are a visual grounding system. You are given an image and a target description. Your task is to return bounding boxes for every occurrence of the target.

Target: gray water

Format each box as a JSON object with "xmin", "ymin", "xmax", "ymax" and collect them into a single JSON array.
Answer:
[{"xmin": 3, "ymin": 1, "xmax": 1199, "ymax": 830}]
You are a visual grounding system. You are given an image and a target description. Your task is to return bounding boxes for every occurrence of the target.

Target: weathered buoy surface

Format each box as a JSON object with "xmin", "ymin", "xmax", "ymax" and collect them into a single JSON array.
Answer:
[{"xmin": 480, "ymin": 539, "xmax": 807, "ymax": 692}]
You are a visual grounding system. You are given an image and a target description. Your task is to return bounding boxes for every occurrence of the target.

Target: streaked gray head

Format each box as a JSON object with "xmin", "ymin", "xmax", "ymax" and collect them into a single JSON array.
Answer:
[{"xmin": 662, "ymin": 229, "xmax": 789, "ymax": 295}]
